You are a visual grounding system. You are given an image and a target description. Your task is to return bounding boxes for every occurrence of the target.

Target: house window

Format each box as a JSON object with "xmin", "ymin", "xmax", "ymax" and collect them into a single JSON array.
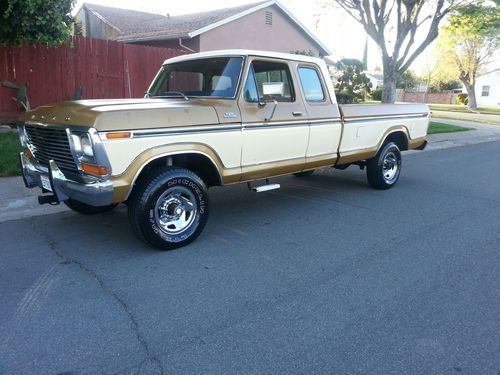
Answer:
[
  {"xmin": 265, "ymin": 11, "xmax": 272, "ymax": 25},
  {"xmin": 298, "ymin": 67, "xmax": 325, "ymax": 101},
  {"xmin": 243, "ymin": 60, "xmax": 294, "ymax": 103},
  {"xmin": 481, "ymin": 85, "xmax": 490, "ymax": 97}
]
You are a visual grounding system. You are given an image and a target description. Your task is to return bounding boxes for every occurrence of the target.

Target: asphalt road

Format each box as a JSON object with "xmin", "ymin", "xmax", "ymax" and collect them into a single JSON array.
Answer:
[{"xmin": 1, "ymin": 141, "xmax": 499, "ymax": 374}]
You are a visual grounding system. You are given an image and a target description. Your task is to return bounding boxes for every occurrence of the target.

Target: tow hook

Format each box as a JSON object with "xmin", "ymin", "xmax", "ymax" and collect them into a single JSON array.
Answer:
[{"xmin": 38, "ymin": 195, "xmax": 60, "ymax": 205}]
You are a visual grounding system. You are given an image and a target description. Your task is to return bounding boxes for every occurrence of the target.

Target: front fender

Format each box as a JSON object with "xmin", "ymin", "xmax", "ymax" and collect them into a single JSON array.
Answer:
[{"xmin": 109, "ymin": 143, "xmax": 240, "ymax": 203}]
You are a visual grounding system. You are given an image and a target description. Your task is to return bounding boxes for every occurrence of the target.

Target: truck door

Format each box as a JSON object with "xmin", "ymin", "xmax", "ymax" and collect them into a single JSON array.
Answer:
[
  {"xmin": 296, "ymin": 64, "xmax": 342, "ymax": 169},
  {"xmin": 238, "ymin": 58, "xmax": 308, "ymax": 181}
]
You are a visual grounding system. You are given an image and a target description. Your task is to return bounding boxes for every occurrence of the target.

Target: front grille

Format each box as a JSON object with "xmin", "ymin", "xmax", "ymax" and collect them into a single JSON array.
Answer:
[{"xmin": 25, "ymin": 125, "xmax": 79, "ymax": 176}]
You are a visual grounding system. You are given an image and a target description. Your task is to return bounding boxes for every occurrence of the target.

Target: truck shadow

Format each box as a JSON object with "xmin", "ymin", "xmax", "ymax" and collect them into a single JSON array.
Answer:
[{"xmin": 41, "ymin": 169, "xmax": 373, "ymax": 259}]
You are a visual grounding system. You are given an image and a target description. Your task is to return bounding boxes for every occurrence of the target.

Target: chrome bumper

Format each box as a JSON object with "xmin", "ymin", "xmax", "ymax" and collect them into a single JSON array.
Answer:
[{"xmin": 20, "ymin": 152, "xmax": 114, "ymax": 206}]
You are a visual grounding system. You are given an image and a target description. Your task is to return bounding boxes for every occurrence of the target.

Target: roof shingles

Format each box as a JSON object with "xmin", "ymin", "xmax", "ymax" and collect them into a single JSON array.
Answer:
[{"xmin": 84, "ymin": 1, "xmax": 270, "ymax": 41}]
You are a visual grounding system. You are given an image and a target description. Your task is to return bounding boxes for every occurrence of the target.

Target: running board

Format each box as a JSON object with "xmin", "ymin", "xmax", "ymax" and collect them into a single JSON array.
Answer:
[{"xmin": 247, "ymin": 180, "xmax": 281, "ymax": 193}]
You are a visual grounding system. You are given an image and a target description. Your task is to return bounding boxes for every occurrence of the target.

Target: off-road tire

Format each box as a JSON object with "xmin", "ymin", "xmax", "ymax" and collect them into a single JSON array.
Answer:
[{"xmin": 128, "ymin": 167, "xmax": 209, "ymax": 250}]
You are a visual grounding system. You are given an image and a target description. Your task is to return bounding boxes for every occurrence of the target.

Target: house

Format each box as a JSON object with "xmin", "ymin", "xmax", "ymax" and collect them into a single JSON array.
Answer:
[
  {"xmin": 364, "ymin": 70, "xmax": 383, "ymax": 89},
  {"xmin": 463, "ymin": 69, "xmax": 500, "ymax": 106},
  {"xmin": 74, "ymin": 1, "xmax": 330, "ymax": 57}
]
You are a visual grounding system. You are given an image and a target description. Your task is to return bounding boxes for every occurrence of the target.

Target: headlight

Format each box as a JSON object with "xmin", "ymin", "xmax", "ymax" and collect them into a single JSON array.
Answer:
[
  {"xmin": 70, "ymin": 132, "xmax": 94, "ymax": 159},
  {"xmin": 80, "ymin": 134, "xmax": 94, "ymax": 157},
  {"xmin": 18, "ymin": 125, "xmax": 28, "ymax": 147}
]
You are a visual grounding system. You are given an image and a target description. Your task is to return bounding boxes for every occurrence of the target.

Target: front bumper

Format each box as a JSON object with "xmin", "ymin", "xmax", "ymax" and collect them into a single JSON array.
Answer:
[{"xmin": 20, "ymin": 152, "xmax": 114, "ymax": 206}]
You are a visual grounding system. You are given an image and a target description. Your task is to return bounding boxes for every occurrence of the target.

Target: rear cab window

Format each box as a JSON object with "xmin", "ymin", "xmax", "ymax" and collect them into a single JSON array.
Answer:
[{"xmin": 297, "ymin": 66, "xmax": 325, "ymax": 102}]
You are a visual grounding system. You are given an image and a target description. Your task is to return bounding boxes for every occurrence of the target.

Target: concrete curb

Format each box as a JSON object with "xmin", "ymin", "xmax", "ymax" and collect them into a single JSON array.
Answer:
[{"xmin": 1, "ymin": 117, "xmax": 499, "ymax": 223}]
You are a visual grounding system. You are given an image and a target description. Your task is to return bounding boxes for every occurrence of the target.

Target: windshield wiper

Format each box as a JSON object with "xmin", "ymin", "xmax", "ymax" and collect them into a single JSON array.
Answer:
[{"xmin": 150, "ymin": 91, "xmax": 190, "ymax": 101}]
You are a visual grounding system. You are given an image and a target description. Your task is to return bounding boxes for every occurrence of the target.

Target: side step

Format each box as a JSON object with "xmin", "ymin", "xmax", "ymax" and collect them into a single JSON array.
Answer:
[{"xmin": 247, "ymin": 180, "xmax": 281, "ymax": 193}]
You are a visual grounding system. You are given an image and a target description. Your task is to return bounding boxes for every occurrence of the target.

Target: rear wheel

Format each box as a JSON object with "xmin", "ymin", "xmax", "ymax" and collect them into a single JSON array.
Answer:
[
  {"xmin": 64, "ymin": 199, "xmax": 117, "ymax": 215},
  {"xmin": 128, "ymin": 167, "xmax": 209, "ymax": 250},
  {"xmin": 366, "ymin": 142, "xmax": 401, "ymax": 190}
]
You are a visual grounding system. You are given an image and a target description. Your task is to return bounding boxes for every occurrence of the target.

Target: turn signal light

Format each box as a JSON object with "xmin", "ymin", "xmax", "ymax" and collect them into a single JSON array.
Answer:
[
  {"xmin": 106, "ymin": 132, "xmax": 131, "ymax": 139},
  {"xmin": 24, "ymin": 149, "xmax": 33, "ymax": 158},
  {"xmin": 81, "ymin": 162, "xmax": 108, "ymax": 176}
]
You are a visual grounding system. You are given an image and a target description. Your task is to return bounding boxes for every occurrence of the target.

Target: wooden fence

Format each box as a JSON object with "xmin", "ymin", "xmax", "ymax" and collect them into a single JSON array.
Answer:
[{"xmin": 0, "ymin": 36, "xmax": 186, "ymax": 121}]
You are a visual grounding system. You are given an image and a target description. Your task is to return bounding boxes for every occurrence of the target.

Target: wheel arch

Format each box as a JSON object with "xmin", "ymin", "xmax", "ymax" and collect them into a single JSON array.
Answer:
[
  {"xmin": 110, "ymin": 144, "xmax": 226, "ymax": 203},
  {"xmin": 135, "ymin": 151, "xmax": 222, "ymax": 187},
  {"xmin": 381, "ymin": 128, "xmax": 410, "ymax": 151}
]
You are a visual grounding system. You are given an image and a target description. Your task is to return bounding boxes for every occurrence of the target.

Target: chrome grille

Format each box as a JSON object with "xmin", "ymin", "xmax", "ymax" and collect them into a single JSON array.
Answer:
[{"xmin": 25, "ymin": 125, "xmax": 79, "ymax": 175}]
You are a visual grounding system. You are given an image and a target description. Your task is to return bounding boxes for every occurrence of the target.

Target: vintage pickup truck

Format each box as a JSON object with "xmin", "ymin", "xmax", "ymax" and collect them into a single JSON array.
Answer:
[{"xmin": 19, "ymin": 50, "xmax": 429, "ymax": 250}]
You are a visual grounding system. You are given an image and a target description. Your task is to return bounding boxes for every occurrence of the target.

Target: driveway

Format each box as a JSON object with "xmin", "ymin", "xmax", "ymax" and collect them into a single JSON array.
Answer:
[{"xmin": 1, "ymin": 141, "xmax": 499, "ymax": 374}]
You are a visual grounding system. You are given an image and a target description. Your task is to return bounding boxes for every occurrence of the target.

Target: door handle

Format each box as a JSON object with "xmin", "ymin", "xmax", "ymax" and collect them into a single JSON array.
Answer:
[{"xmin": 292, "ymin": 111, "xmax": 303, "ymax": 116}]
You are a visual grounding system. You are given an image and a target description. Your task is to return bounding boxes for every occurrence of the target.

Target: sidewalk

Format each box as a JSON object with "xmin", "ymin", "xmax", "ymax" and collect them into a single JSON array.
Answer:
[
  {"xmin": 1, "ymin": 117, "xmax": 499, "ymax": 223},
  {"xmin": 0, "ymin": 176, "xmax": 68, "ymax": 222},
  {"xmin": 431, "ymin": 110, "xmax": 500, "ymax": 126},
  {"xmin": 423, "ymin": 117, "xmax": 500, "ymax": 152}
]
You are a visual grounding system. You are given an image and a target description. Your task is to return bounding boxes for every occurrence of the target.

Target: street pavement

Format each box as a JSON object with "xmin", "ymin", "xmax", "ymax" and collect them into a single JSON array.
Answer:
[{"xmin": 0, "ymin": 125, "xmax": 499, "ymax": 373}]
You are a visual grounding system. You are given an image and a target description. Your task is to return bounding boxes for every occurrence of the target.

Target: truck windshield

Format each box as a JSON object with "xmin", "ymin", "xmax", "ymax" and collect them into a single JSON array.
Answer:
[{"xmin": 148, "ymin": 57, "xmax": 244, "ymax": 99}]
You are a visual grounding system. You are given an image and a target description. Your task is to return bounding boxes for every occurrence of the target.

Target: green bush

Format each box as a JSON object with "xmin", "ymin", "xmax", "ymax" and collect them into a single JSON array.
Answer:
[
  {"xmin": 456, "ymin": 93, "xmax": 468, "ymax": 105},
  {"xmin": 335, "ymin": 91, "xmax": 360, "ymax": 104},
  {"xmin": 371, "ymin": 87, "xmax": 383, "ymax": 101}
]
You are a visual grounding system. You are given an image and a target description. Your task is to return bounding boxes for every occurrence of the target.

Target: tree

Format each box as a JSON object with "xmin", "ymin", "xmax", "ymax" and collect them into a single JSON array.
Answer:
[
  {"xmin": 437, "ymin": 3, "xmax": 499, "ymax": 108},
  {"xmin": 332, "ymin": 0, "xmax": 472, "ymax": 103},
  {"xmin": 397, "ymin": 70, "xmax": 418, "ymax": 90},
  {"xmin": 0, "ymin": 0, "xmax": 74, "ymax": 46},
  {"xmin": 334, "ymin": 58, "xmax": 372, "ymax": 102}
]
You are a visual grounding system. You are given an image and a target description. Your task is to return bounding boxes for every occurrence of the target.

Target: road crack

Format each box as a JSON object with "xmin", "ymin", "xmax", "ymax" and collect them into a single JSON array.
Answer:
[{"xmin": 32, "ymin": 219, "xmax": 165, "ymax": 375}]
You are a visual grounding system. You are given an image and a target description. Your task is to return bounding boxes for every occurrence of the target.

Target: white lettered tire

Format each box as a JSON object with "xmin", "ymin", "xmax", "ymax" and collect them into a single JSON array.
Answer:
[{"xmin": 128, "ymin": 167, "xmax": 209, "ymax": 250}]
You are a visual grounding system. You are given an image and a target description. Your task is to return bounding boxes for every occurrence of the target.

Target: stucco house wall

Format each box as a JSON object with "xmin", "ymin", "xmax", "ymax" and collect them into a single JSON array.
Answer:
[{"xmin": 199, "ymin": 5, "xmax": 320, "ymax": 56}]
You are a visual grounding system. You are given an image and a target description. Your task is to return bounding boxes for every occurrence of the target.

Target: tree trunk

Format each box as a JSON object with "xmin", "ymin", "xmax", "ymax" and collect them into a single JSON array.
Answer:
[
  {"xmin": 463, "ymin": 83, "xmax": 477, "ymax": 109},
  {"xmin": 382, "ymin": 74, "xmax": 397, "ymax": 103}
]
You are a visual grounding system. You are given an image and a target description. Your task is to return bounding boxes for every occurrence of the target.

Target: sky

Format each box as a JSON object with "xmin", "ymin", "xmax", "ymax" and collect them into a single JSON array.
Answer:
[{"xmin": 72, "ymin": 0, "xmax": 436, "ymax": 74}]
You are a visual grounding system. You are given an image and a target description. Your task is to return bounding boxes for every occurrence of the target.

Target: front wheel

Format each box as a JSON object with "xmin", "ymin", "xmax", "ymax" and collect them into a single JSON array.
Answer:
[
  {"xmin": 366, "ymin": 142, "xmax": 401, "ymax": 190},
  {"xmin": 128, "ymin": 167, "xmax": 209, "ymax": 250}
]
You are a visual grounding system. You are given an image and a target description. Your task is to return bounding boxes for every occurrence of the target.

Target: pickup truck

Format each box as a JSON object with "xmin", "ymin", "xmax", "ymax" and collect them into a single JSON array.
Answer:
[{"xmin": 19, "ymin": 50, "xmax": 429, "ymax": 250}]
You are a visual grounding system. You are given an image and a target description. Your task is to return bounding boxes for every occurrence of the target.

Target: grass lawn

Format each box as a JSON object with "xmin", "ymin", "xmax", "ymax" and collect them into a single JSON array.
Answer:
[
  {"xmin": 0, "ymin": 132, "xmax": 23, "ymax": 177},
  {"xmin": 429, "ymin": 104, "xmax": 500, "ymax": 115},
  {"xmin": 428, "ymin": 121, "xmax": 473, "ymax": 134}
]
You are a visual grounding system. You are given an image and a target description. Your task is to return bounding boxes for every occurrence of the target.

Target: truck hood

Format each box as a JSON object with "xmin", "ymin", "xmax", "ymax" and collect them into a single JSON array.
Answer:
[{"xmin": 21, "ymin": 99, "xmax": 220, "ymax": 131}]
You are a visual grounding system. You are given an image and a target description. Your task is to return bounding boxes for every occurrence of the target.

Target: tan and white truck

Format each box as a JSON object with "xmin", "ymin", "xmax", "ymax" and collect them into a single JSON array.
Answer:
[{"xmin": 19, "ymin": 50, "xmax": 429, "ymax": 250}]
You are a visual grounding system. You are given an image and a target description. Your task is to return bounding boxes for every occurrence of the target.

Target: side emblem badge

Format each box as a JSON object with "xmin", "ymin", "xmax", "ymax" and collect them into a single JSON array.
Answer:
[{"xmin": 223, "ymin": 112, "xmax": 237, "ymax": 119}]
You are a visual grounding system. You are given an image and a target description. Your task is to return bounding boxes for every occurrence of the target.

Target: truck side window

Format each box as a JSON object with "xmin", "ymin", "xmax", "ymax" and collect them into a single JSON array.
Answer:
[
  {"xmin": 244, "ymin": 61, "xmax": 294, "ymax": 102},
  {"xmin": 298, "ymin": 67, "xmax": 325, "ymax": 102}
]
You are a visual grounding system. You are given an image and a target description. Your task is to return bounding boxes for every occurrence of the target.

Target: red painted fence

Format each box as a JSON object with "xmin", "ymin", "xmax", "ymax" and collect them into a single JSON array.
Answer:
[{"xmin": 0, "ymin": 36, "xmax": 186, "ymax": 121}]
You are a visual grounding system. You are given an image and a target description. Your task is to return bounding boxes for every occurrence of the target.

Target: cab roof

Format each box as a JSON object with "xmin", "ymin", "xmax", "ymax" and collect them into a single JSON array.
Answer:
[{"xmin": 164, "ymin": 49, "xmax": 325, "ymax": 66}]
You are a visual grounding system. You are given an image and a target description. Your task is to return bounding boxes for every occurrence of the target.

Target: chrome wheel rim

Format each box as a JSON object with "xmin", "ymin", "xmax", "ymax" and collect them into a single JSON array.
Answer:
[
  {"xmin": 382, "ymin": 151, "xmax": 399, "ymax": 183},
  {"xmin": 154, "ymin": 187, "xmax": 197, "ymax": 235}
]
